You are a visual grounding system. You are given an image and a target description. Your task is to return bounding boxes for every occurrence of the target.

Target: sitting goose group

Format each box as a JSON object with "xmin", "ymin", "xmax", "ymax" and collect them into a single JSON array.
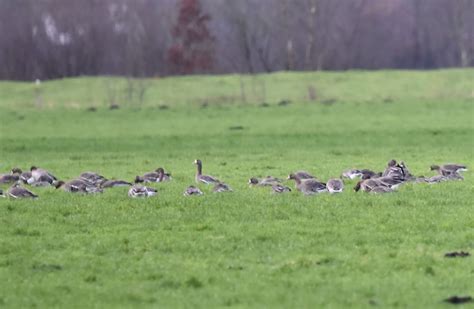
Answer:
[{"xmin": 0, "ymin": 160, "xmax": 468, "ymax": 199}]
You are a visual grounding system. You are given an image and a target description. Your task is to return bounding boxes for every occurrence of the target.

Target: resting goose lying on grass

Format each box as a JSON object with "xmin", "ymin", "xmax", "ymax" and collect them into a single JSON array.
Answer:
[
  {"xmin": 128, "ymin": 185, "xmax": 157, "ymax": 198},
  {"xmin": 183, "ymin": 185, "xmax": 203, "ymax": 196},
  {"xmin": 28, "ymin": 166, "xmax": 58, "ymax": 186},
  {"xmin": 7, "ymin": 183, "xmax": 38, "ymax": 199},
  {"xmin": 135, "ymin": 167, "xmax": 171, "ymax": 183},
  {"xmin": 326, "ymin": 178, "xmax": 344, "ymax": 193},
  {"xmin": 288, "ymin": 173, "xmax": 327, "ymax": 195},
  {"xmin": 271, "ymin": 184, "xmax": 291, "ymax": 194},
  {"xmin": 213, "ymin": 182, "xmax": 233, "ymax": 193},
  {"xmin": 0, "ymin": 168, "xmax": 22, "ymax": 184},
  {"xmin": 248, "ymin": 176, "xmax": 282, "ymax": 187},
  {"xmin": 55, "ymin": 179, "xmax": 103, "ymax": 194},
  {"xmin": 100, "ymin": 179, "xmax": 132, "ymax": 188}
]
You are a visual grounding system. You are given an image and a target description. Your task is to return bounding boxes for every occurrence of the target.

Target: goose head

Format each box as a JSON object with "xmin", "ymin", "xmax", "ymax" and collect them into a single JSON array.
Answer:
[
  {"xmin": 54, "ymin": 181, "xmax": 65, "ymax": 189},
  {"xmin": 30, "ymin": 166, "xmax": 38, "ymax": 172},
  {"xmin": 353, "ymin": 181, "xmax": 362, "ymax": 192},
  {"xmin": 248, "ymin": 178, "xmax": 259, "ymax": 185},
  {"xmin": 134, "ymin": 176, "xmax": 144, "ymax": 183},
  {"xmin": 387, "ymin": 159, "xmax": 397, "ymax": 167},
  {"xmin": 430, "ymin": 165, "xmax": 440, "ymax": 171},
  {"xmin": 11, "ymin": 168, "xmax": 22, "ymax": 175}
]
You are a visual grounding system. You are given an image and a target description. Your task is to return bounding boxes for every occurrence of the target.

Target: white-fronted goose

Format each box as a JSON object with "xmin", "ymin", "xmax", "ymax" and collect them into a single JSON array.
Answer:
[
  {"xmin": 212, "ymin": 182, "xmax": 232, "ymax": 193},
  {"xmin": 7, "ymin": 183, "xmax": 38, "ymax": 199},
  {"xmin": 29, "ymin": 166, "xmax": 57, "ymax": 185},
  {"xmin": 0, "ymin": 168, "xmax": 21, "ymax": 184},
  {"xmin": 425, "ymin": 175, "xmax": 447, "ymax": 184},
  {"xmin": 326, "ymin": 178, "xmax": 344, "ymax": 194},
  {"xmin": 382, "ymin": 159, "xmax": 404, "ymax": 178},
  {"xmin": 431, "ymin": 164, "xmax": 467, "ymax": 176},
  {"xmin": 194, "ymin": 159, "xmax": 220, "ymax": 184},
  {"xmin": 128, "ymin": 185, "xmax": 157, "ymax": 198},
  {"xmin": 399, "ymin": 161, "xmax": 415, "ymax": 180},
  {"xmin": 100, "ymin": 179, "xmax": 132, "ymax": 188},
  {"xmin": 288, "ymin": 173, "xmax": 326, "ymax": 195},
  {"xmin": 354, "ymin": 179, "xmax": 390, "ymax": 193},
  {"xmin": 377, "ymin": 176, "xmax": 405, "ymax": 189},
  {"xmin": 248, "ymin": 176, "xmax": 282, "ymax": 186},
  {"xmin": 360, "ymin": 169, "xmax": 382, "ymax": 179},
  {"xmin": 341, "ymin": 169, "xmax": 363, "ymax": 179},
  {"xmin": 271, "ymin": 184, "xmax": 291, "ymax": 194},
  {"xmin": 55, "ymin": 179, "xmax": 103, "ymax": 193},
  {"xmin": 80, "ymin": 172, "xmax": 107, "ymax": 186},
  {"xmin": 135, "ymin": 167, "xmax": 171, "ymax": 183},
  {"xmin": 20, "ymin": 171, "xmax": 32, "ymax": 184},
  {"xmin": 370, "ymin": 186, "xmax": 394, "ymax": 194},
  {"xmin": 183, "ymin": 185, "xmax": 203, "ymax": 196},
  {"xmin": 292, "ymin": 171, "xmax": 316, "ymax": 180}
]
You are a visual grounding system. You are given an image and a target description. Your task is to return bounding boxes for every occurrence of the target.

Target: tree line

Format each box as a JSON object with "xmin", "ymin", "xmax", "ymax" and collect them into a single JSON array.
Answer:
[{"xmin": 0, "ymin": 0, "xmax": 472, "ymax": 80}]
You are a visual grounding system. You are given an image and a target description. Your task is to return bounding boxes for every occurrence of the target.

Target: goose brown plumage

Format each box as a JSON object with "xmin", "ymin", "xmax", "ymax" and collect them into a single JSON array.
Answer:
[
  {"xmin": 7, "ymin": 183, "xmax": 38, "ymax": 199},
  {"xmin": 194, "ymin": 159, "xmax": 220, "ymax": 184},
  {"xmin": 288, "ymin": 173, "xmax": 326, "ymax": 195}
]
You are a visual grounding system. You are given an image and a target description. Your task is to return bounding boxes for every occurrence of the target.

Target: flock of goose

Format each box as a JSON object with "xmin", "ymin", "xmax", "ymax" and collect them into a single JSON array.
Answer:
[{"xmin": 0, "ymin": 159, "xmax": 468, "ymax": 199}]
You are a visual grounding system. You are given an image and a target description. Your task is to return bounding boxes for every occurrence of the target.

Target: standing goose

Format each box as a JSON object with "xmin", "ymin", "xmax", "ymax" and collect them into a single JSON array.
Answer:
[
  {"xmin": 7, "ymin": 183, "xmax": 38, "ymax": 199},
  {"xmin": 128, "ymin": 185, "xmax": 157, "ymax": 198},
  {"xmin": 183, "ymin": 185, "xmax": 203, "ymax": 196},
  {"xmin": 271, "ymin": 184, "xmax": 291, "ymax": 194},
  {"xmin": 194, "ymin": 159, "xmax": 220, "ymax": 184},
  {"xmin": 213, "ymin": 182, "xmax": 233, "ymax": 193},
  {"xmin": 55, "ymin": 179, "xmax": 103, "ymax": 193},
  {"xmin": 326, "ymin": 178, "xmax": 344, "ymax": 194},
  {"xmin": 0, "ymin": 168, "xmax": 22, "ymax": 184},
  {"xmin": 288, "ymin": 173, "xmax": 327, "ymax": 195}
]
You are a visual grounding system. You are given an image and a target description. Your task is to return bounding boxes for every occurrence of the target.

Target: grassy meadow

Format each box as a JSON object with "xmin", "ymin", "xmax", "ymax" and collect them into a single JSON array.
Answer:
[{"xmin": 0, "ymin": 69, "xmax": 473, "ymax": 308}]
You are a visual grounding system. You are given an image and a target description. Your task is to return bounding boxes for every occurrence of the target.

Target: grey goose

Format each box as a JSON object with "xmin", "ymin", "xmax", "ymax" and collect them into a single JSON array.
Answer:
[
  {"xmin": 100, "ymin": 179, "xmax": 132, "ymax": 188},
  {"xmin": 0, "ymin": 168, "xmax": 22, "ymax": 184},
  {"xmin": 194, "ymin": 159, "xmax": 220, "ymax": 184},
  {"xmin": 212, "ymin": 182, "xmax": 233, "ymax": 193},
  {"xmin": 55, "ymin": 179, "xmax": 103, "ymax": 193},
  {"xmin": 326, "ymin": 178, "xmax": 344, "ymax": 193},
  {"xmin": 135, "ymin": 167, "xmax": 171, "ymax": 183},
  {"xmin": 354, "ymin": 179, "xmax": 390, "ymax": 193},
  {"xmin": 7, "ymin": 183, "xmax": 38, "ymax": 199},
  {"xmin": 271, "ymin": 184, "xmax": 292, "ymax": 194},
  {"xmin": 128, "ymin": 185, "xmax": 157, "ymax": 198},
  {"xmin": 288, "ymin": 173, "xmax": 327, "ymax": 195},
  {"xmin": 29, "ymin": 166, "xmax": 58, "ymax": 186},
  {"xmin": 183, "ymin": 185, "xmax": 203, "ymax": 196},
  {"xmin": 431, "ymin": 164, "xmax": 467, "ymax": 178},
  {"xmin": 248, "ymin": 176, "xmax": 282, "ymax": 187}
]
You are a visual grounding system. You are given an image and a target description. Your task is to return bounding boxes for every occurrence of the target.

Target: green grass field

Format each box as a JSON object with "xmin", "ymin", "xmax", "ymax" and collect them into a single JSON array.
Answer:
[{"xmin": 0, "ymin": 69, "xmax": 473, "ymax": 308}]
